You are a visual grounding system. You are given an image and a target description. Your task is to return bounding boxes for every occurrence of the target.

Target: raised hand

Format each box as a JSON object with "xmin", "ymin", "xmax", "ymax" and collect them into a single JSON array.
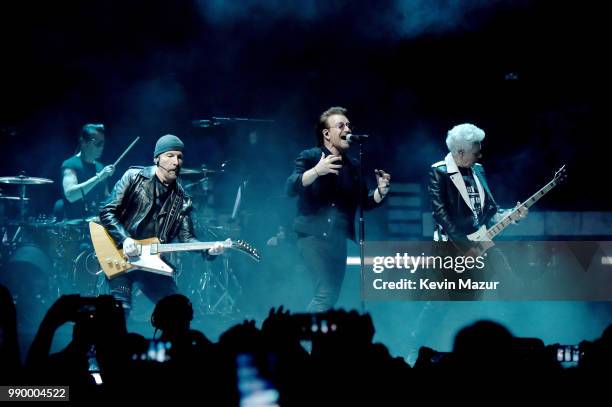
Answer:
[
  {"xmin": 314, "ymin": 152, "xmax": 343, "ymax": 176},
  {"xmin": 97, "ymin": 164, "xmax": 115, "ymax": 181},
  {"xmin": 375, "ymin": 169, "xmax": 391, "ymax": 194}
]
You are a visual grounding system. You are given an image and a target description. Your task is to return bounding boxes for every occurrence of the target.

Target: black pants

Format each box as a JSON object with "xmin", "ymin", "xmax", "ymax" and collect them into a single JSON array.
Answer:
[
  {"xmin": 107, "ymin": 270, "xmax": 178, "ymax": 315},
  {"xmin": 433, "ymin": 243, "xmax": 519, "ymax": 300},
  {"xmin": 297, "ymin": 234, "xmax": 347, "ymax": 312}
]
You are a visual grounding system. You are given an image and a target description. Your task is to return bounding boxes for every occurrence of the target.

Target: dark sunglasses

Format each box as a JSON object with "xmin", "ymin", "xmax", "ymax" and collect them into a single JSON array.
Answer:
[{"xmin": 87, "ymin": 138, "xmax": 105, "ymax": 147}]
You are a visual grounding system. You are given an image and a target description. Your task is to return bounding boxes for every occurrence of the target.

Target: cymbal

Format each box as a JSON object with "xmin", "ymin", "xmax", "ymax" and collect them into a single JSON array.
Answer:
[
  {"xmin": 179, "ymin": 167, "xmax": 222, "ymax": 176},
  {"xmin": 179, "ymin": 168, "xmax": 204, "ymax": 175},
  {"xmin": 0, "ymin": 175, "xmax": 54, "ymax": 185},
  {"xmin": 0, "ymin": 195, "xmax": 30, "ymax": 201},
  {"xmin": 56, "ymin": 218, "xmax": 91, "ymax": 227}
]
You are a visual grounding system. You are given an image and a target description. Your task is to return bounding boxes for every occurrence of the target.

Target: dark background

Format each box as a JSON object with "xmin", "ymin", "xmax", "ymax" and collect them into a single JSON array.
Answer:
[{"xmin": 0, "ymin": 0, "xmax": 607, "ymax": 218}]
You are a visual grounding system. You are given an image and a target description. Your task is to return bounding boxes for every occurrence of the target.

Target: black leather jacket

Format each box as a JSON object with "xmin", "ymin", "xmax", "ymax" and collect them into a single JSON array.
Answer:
[
  {"xmin": 286, "ymin": 146, "xmax": 380, "ymax": 241},
  {"xmin": 428, "ymin": 162, "xmax": 498, "ymax": 242},
  {"xmin": 99, "ymin": 166, "xmax": 197, "ymax": 247}
]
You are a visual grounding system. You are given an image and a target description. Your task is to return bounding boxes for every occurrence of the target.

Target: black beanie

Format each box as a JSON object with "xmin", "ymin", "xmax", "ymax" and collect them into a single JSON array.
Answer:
[{"xmin": 154, "ymin": 134, "xmax": 184, "ymax": 158}]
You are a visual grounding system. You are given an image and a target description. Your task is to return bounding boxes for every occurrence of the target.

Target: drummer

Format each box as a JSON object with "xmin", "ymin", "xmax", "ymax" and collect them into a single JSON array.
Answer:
[{"xmin": 59, "ymin": 123, "xmax": 115, "ymax": 220}]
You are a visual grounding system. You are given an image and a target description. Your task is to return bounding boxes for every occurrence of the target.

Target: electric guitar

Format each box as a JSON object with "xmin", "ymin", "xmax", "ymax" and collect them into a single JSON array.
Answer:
[
  {"xmin": 464, "ymin": 165, "xmax": 567, "ymax": 255},
  {"xmin": 89, "ymin": 222, "xmax": 261, "ymax": 279}
]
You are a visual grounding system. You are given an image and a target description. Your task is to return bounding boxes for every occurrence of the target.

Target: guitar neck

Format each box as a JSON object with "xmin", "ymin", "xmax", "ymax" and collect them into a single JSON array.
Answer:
[
  {"xmin": 486, "ymin": 178, "xmax": 560, "ymax": 240},
  {"xmin": 155, "ymin": 242, "xmax": 219, "ymax": 253},
  {"xmin": 522, "ymin": 178, "xmax": 560, "ymax": 210}
]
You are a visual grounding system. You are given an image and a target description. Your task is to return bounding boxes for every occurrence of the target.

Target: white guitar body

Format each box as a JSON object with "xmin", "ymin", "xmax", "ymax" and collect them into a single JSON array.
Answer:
[
  {"xmin": 466, "ymin": 225, "xmax": 495, "ymax": 255},
  {"xmin": 128, "ymin": 243, "xmax": 186, "ymax": 276},
  {"xmin": 467, "ymin": 225, "xmax": 490, "ymax": 242}
]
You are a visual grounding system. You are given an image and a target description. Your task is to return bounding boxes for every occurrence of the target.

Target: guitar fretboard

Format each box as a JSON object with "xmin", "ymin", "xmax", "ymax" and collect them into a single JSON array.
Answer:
[
  {"xmin": 486, "ymin": 178, "xmax": 561, "ymax": 240},
  {"xmin": 155, "ymin": 242, "xmax": 218, "ymax": 253}
]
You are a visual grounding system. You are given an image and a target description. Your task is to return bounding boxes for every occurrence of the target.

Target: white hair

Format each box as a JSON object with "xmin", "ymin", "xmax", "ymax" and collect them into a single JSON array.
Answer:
[{"xmin": 445, "ymin": 123, "xmax": 485, "ymax": 153}]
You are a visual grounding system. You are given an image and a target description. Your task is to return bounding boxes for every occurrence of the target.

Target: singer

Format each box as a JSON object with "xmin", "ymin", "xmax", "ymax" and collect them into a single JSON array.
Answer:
[
  {"xmin": 286, "ymin": 106, "xmax": 391, "ymax": 311},
  {"xmin": 99, "ymin": 134, "xmax": 224, "ymax": 315}
]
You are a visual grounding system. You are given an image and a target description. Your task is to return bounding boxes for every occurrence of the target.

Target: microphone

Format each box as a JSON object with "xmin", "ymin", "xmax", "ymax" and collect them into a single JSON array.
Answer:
[
  {"xmin": 156, "ymin": 162, "xmax": 180, "ymax": 175},
  {"xmin": 341, "ymin": 134, "xmax": 369, "ymax": 142}
]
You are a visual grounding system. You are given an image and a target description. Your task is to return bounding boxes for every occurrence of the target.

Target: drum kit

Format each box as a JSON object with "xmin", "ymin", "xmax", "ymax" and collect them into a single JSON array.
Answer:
[
  {"xmin": 0, "ymin": 174, "xmax": 95, "ymax": 305},
  {"xmin": 0, "ymin": 165, "xmax": 252, "ymax": 320}
]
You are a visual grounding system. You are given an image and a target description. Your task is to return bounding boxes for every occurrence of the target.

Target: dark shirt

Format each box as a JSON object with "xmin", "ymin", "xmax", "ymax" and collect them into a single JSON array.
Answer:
[
  {"xmin": 136, "ymin": 175, "xmax": 175, "ymax": 239},
  {"xmin": 286, "ymin": 146, "xmax": 380, "ymax": 241},
  {"xmin": 328, "ymin": 148, "xmax": 358, "ymax": 236},
  {"xmin": 459, "ymin": 166, "xmax": 483, "ymax": 228},
  {"xmin": 61, "ymin": 155, "xmax": 106, "ymax": 219}
]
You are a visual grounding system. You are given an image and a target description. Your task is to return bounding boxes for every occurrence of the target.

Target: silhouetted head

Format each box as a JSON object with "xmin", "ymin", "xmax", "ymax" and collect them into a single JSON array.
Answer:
[
  {"xmin": 151, "ymin": 294, "xmax": 193, "ymax": 337},
  {"xmin": 452, "ymin": 320, "xmax": 515, "ymax": 369}
]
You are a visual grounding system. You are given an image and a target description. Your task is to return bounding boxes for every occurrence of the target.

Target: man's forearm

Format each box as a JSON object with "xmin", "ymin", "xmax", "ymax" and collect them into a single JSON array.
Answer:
[
  {"xmin": 301, "ymin": 167, "xmax": 320, "ymax": 187},
  {"xmin": 374, "ymin": 187, "xmax": 388, "ymax": 203},
  {"xmin": 64, "ymin": 174, "xmax": 101, "ymax": 203}
]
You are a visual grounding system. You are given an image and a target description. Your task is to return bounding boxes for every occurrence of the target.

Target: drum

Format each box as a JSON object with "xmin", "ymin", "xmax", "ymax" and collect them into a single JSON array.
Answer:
[
  {"xmin": 71, "ymin": 249, "xmax": 105, "ymax": 296},
  {"xmin": 21, "ymin": 219, "xmax": 93, "ymax": 296},
  {"xmin": 25, "ymin": 220, "xmax": 86, "ymax": 256},
  {"xmin": 56, "ymin": 219, "xmax": 89, "ymax": 240}
]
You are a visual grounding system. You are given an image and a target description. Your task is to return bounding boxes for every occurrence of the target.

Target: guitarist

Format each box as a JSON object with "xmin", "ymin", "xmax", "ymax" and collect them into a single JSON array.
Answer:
[
  {"xmin": 99, "ymin": 135, "xmax": 224, "ymax": 315},
  {"xmin": 427, "ymin": 124, "xmax": 528, "ymax": 297}
]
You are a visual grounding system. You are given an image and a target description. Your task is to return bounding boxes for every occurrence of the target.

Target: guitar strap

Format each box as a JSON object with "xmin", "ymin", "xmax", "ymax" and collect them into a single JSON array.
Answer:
[{"xmin": 158, "ymin": 186, "xmax": 184, "ymax": 243}]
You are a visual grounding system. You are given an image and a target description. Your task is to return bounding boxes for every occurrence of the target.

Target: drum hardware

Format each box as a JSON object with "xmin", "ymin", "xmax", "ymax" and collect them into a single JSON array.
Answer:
[
  {"xmin": 181, "ymin": 165, "xmax": 225, "ymax": 177},
  {"xmin": 182, "ymin": 162, "xmax": 226, "ymax": 191},
  {"xmin": 180, "ymin": 167, "xmax": 208, "ymax": 176},
  {"xmin": 189, "ymin": 251, "xmax": 245, "ymax": 318},
  {"xmin": 0, "ymin": 195, "xmax": 30, "ymax": 201},
  {"xmin": 0, "ymin": 175, "xmax": 54, "ymax": 185},
  {"xmin": 173, "ymin": 224, "xmax": 247, "ymax": 318},
  {"xmin": 183, "ymin": 162, "xmax": 255, "ymax": 318},
  {"xmin": 1, "ymin": 217, "xmax": 96, "ymax": 298},
  {"xmin": 0, "ymin": 173, "xmax": 54, "ymax": 222},
  {"xmin": 72, "ymin": 249, "xmax": 104, "ymax": 296},
  {"xmin": 190, "ymin": 227, "xmax": 249, "ymax": 318}
]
